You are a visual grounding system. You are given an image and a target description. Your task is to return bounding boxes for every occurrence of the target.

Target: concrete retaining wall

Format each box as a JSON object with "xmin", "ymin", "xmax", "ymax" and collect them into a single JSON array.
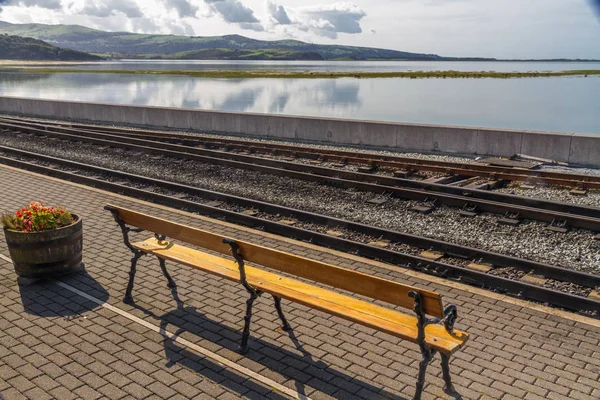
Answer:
[{"xmin": 0, "ymin": 96, "xmax": 598, "ymax": 167}]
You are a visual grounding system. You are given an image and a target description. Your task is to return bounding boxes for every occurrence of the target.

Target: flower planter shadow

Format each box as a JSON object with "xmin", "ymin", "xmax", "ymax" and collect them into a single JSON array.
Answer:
[{"xmin": 19, "ymin": 271, "xmax": 109, "ymax": 318}]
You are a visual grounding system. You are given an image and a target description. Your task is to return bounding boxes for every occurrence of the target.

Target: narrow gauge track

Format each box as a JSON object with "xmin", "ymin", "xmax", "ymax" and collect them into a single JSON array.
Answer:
[
  {"xmin": 2, "ymin": 115, "xmax": 600, "ymax": 189},
  {"xmin": 0, "ymin": 145, "xmax": 598, "ymax": 315},
  {"xmin": 2, "ymin": 119, "xmax": 600, "ymax": 232}
]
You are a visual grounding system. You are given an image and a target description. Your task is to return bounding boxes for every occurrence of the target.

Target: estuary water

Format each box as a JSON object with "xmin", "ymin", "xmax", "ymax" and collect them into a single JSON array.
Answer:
[
  {"xmin": 17, "ymin": 59, "xmax": 600, "ymax": 73},
  {"xmin": 1, "ymin": 60, "xmax": 599, "ymax": 134}
]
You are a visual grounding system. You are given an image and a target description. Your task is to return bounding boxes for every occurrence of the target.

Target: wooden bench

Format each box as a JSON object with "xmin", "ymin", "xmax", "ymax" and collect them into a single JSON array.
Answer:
[{"xmin": 105, "ymin": 205, "xmax": 469, "ymax": 399}]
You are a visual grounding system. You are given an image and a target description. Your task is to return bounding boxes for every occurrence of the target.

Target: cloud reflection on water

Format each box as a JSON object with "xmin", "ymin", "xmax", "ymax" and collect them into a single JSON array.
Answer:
[
  {"xmin": 0, "ymin": 71, "xmax": 598, "ymax": 134},
  {"xmin": 0, "ymin": 73, "xmax": 362, "ymax": 117}
]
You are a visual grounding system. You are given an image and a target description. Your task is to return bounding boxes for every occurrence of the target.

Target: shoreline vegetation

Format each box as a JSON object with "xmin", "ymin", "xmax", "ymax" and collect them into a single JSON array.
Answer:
[{"xmin": 2, "ymin": 68, "xmax": 600, "ymax": 79}]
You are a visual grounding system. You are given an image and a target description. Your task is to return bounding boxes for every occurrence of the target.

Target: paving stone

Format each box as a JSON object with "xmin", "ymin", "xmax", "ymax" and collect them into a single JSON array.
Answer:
[
  {"xmin": 79, "ymin": 371, "xmax": 109, "ymax": 389},
  {"xmin": 123, "ymin": 382, "xmax": 153, "ymax": 399},
  {"xmin": 23, "ymin": 386, "xmax": 53, "ymax": 400},
  {"xmin": 0, "ymin": 166, "xmax": 599, "ymax": 400},
  {"xmin": 147, "ymin": 381, "xmax": 178, "ymax": 398},
  {"xmin": 7, "ymin": 376, "xmax": 35, "ymax": 393},
  {"xmin": 15, "ymin": 363, "xmax": 43, "ymax": 380},
  {"xmin": 97, "ymin": 383, "xmax": 129, "ymax": 400},
  {"xmin": 172, "ymin": 381, "xmax": 202, "ymax": 398},
  {"xmin": 49, "ymin": 386, "xmax": 79, "ymax": 400},
  {"xmin": 56, "ymin": 373, "xmax": 84, "ymax": 391},
  {"xmin": 73, "ymin": 385, "xmax": 103, "ymax": 400}
]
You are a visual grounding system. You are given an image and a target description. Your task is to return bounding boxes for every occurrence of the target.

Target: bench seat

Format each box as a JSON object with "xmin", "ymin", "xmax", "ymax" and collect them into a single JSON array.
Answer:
[{"xmin": 134, "ymin": 237, "xmax": 468, "ymax": 355}]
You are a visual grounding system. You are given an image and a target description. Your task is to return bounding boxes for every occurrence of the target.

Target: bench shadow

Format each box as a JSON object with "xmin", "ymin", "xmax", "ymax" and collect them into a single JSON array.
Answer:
[
  {"xmin": 131, "ymin": 284, "xmax": 416, "ymax": 400},
  {"xmin": 19, "ymin": 270, "xmax": 109, "ymax": 318}
]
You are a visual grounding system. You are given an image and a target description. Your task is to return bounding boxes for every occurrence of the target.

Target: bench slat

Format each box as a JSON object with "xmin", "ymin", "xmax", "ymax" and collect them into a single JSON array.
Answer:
[
  {"xmin": 134, "ymin": 238, "xmax": 469, "ymax": 354},
  {"xmin": 110, "ymin": 205, "xmax": 446, "ymax": 317}
]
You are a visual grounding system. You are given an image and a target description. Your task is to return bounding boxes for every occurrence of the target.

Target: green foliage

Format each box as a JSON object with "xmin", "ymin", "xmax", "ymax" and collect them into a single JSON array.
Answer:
[
  {"xmin": 0, "ymin": 213, "xmax": 18, "ymax": 230},
  {"xmin": 0, "ymin": 34, "xmax": 103, "ymax": 61}
]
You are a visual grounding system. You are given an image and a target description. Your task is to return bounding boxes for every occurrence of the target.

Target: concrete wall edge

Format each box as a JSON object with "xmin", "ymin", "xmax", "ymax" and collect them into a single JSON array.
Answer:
[{"xmin": 0, "ymin": 96, "xmax": 597, "ymax": 168}]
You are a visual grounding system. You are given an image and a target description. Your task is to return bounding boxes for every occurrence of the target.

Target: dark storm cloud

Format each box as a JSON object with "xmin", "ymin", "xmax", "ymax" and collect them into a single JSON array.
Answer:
[
  {"xmin": 81, "ymin": 0, "xmax": 143, "ymax": 18},
  {"xmin": 205, "ymin": 0, "xmax": 258, "ymax": 23},
  {"xmin": 162, "ymin": 0, "xmax": 198, "ymax": 18},
  {"xmin": 590, "ymin": 0, "xmax": 600, "ymax": 19},
  {"xmin": 267, "ymin": 1, "xmax": 291, "ymax": 25}
]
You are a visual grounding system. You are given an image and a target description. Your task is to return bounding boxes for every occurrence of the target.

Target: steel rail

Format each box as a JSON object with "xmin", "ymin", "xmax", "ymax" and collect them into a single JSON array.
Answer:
[
  {"xmin": 2, "ymin": 116, "xmax": 599, "ymax": 188},
  {"xmin": 2, "ymin": 121, "xmax": 600, "ymax": 231},
  {"xmin": 0, "ymin": 145, "xmax": 599, "ymax": 315}
]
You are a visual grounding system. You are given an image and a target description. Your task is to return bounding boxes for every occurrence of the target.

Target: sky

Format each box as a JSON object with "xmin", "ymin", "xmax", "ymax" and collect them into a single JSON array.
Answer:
[{"xmin": 0, "ymin": 0, "xmax": 598, "ymax": 59}]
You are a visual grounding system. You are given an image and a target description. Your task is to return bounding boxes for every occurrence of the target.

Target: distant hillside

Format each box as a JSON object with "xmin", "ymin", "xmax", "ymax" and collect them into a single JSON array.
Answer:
[
  {"xmin": 0, "ymin": 34, "xmax": 103, "ymax": 61},
  {"xmin": 138, "ymin": 48, "xmax": 325, "ymax": 61},
  {"xmin": 0, "ymin": 21, "xmax": 446, "ymax": 61}
]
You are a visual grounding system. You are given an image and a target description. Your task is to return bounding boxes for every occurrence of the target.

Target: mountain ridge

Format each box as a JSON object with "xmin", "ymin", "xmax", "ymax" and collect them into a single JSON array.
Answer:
[
  {"xmin": 0, "ymin": 21, "xmax": 448, "ymax": 61},
  {"xmin": 1, "ymin": 21, "xmax": 597, "ymax": 62}
]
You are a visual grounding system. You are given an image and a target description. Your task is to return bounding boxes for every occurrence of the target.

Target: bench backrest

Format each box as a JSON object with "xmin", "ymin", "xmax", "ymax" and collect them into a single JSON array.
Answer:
[{"xmin": 108, "ymin": 205, "xmax": 445, "ymax": 317}]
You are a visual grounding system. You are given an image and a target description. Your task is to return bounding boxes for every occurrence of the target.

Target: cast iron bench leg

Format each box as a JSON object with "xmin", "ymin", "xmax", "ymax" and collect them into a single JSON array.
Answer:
[
  {"xmin": 441, "ymin": 353, "xmax": 455, "ymax": 394},
  {"xmin": 157, "ymin": 257, "xmax": 176, "ymax": 288},
  {"xmin": 124, "ymin": 253, "xmax": 143, "ymax": 304},
  {"xmin": 414, "ymin": 345, "xmax": 433, "ymax": 400},
  {"xmin": 239, "ymin": 290, "xmax": 259, "ymax": 354},
  {"xmin": 273, "ymin": 295, "xmax": 292, "ymax": 331}
]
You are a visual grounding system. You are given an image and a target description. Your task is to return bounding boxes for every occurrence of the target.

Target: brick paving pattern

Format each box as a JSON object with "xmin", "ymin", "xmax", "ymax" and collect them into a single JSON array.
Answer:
[{"xmin": 0, "ymin": 165, "xmax": 599, "ymax": 400}]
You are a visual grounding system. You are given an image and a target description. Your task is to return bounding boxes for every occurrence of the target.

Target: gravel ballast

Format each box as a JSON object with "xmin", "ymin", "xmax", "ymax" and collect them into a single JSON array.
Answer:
[{"xmin": 1, "ymin": 131, "xmax": 599, "ymax": 276}]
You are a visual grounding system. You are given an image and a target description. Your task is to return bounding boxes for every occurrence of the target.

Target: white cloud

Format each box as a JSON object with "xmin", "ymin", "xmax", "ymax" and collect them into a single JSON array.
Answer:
[
  {"xmin": 162, "ymin": 0, "xmax": 198, "ymax": 18},
  {"xmin": 0, "ymin": 0, "xmax": 598, "ymax": 58},
  {"xmin": 267, "ymin": 0, "xmax": 290, "ymax": 25},
  {"xmin": 0, "ymin": 0, "xmax": 62, "ymax": 10},
  {"xmin": 263, "ymin": 2, "xmax": 366, "ymax": 39},
  {"xmin": 204, "ymin": 0, "xmax": 258, "ymax": 23},
  {"xmin": 238, "ymin": 21, "xmax": 263, "ymax": 31},
  {"xmin": 80, "ymin": 0, "xmax": 144, "ymax": 18},
  {"xmin": 299, "ymin": 2, "xmax": 366, "ymax": 38}
]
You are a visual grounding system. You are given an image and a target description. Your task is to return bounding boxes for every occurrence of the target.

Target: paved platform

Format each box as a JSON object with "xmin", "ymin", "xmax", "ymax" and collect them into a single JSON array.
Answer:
[{"xmin": 0, "ymin": 164, "xmax": 599, "ymax": 400}]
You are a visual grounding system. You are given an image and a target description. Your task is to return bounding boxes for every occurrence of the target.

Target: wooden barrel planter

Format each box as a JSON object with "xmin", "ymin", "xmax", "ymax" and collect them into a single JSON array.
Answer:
[{"xmin": 3, "ymin": 215, "xmax": 84, "ymax": 283}]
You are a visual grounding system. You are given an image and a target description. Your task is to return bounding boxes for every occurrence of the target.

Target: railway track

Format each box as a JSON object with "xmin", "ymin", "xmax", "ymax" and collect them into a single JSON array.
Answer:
[
  {"xmin": 2, "ymin": 115, "xmax": 599, "ymax": 189},
  {"xmin": 0, "ymin": 144, "xmax": 598, "ymax": 315},
  {"xmin": 1, "ymin": 119, "xmax": 600, "ymax": 232}
]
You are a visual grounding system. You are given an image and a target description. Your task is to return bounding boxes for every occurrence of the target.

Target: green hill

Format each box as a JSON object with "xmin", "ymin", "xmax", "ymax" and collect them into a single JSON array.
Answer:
[
  {"xmin": 0, "ymin": 21, "xmax": 446, "ymax": 61},
  {"xmin": 139, "ymin": 48, "xmax": 325, "ymax": 61},
  {"xmin": 0, "ymin": 34, "xmax": 103, "ymax": 61}
]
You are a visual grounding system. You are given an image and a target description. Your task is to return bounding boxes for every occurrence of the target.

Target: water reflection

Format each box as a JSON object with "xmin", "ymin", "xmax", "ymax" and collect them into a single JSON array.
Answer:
[
  {"xmin": 219, "ymin": 87, "xmax": 265, "ymax": 111},
  {"xmin": 0, "ymin": 72, "xmax": 598, "ymax": 134},
  {"xmin": 0, "ymin": 73, "xmax": 362, "ymax": 115}
]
